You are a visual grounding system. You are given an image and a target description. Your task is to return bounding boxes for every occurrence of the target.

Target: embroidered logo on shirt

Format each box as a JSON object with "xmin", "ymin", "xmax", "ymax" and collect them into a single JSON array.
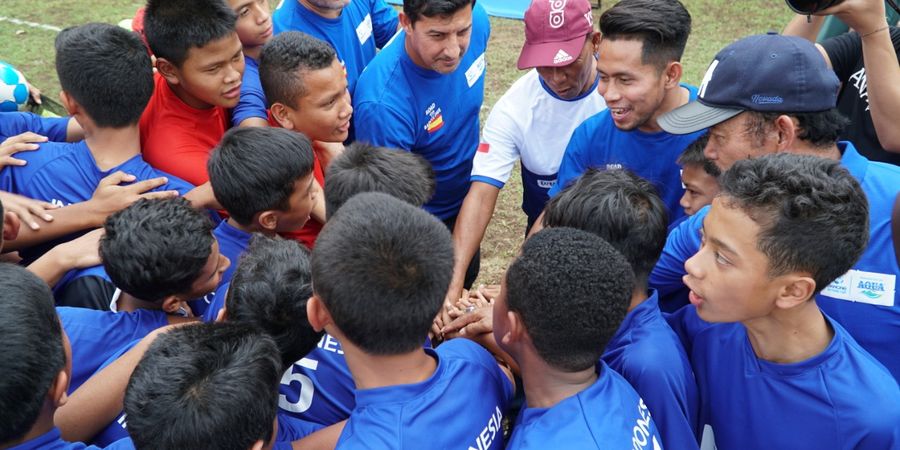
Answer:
[
  {"xmin": 553, "ymin": 49, "xmax": 573, "ymax": 65},
  {"xmin": 425, "ymin": 103, "xmax": 444, "ymax": 134}
]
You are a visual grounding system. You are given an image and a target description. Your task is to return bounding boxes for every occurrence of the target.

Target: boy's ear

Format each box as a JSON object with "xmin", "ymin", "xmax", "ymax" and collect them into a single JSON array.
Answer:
[
  {"xmin": 58, "ymin": 91, "xmax": 79, "ymax": 116},
  {"xmin": 48, "ymin": 367, "xmax": 70, "ymax": 409},
  {"xmin": 774, "ymin": 274, "xmax": 816, "ymax": 311},
  {"xmin": 256, "ymin": 210, "xmax": 279, "ymax": 232},
  {"xmin": 249, "ymin": 440, "xmax": 265, "ymax": 450},
  {"xmin": 270, "ymin": 103, "xmax": 295, "ymax": 131},
  {"xmin": 3, "ymin": 211, "xmax": 21, "ymax": 243},
  {"xmin": 500, "ymin": 310, "xmax": 528, "ymax": 348},
  {"xmin": 306, "ymin": 295, "xmax": 333, "ymax": 332},
  {"xmin": 160, "ymin": 296, "xmax": 186, "ymax": 315},
  {"xmin": 155, "ymin": 58, "xmax": 181, "ymax": 86},
  {"xmin": 215, "ymin": 306, "xmax": 227, "ymax": 323}
]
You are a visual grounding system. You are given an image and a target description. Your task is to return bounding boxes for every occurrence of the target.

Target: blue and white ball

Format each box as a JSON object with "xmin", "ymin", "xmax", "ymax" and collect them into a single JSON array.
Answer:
[{"xmin": 0, "ymin": 61, "xmax": 29, "ymax": 112}]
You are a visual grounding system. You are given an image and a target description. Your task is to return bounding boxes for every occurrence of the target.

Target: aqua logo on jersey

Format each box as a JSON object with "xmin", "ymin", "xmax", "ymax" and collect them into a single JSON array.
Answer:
[{"xmin": 858, "ymin": 279, "xmax": 886, "ymax": 299}]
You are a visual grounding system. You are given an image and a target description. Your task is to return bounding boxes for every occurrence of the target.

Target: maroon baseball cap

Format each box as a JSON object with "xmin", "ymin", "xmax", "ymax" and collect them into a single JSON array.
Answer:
[{"xmin": 517, "ymin": 0, "xmax": 594, "ymax": 70}]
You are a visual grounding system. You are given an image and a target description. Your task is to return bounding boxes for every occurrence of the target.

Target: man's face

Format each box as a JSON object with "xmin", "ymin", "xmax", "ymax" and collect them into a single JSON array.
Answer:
[
  {"xmin": 704, "ymin": 112, "xmax": 779, "ymax": 172},
  {"xmin": 186, "ymin": 240, "xmax": 231, "ymax": 299},
  {"xmin": 172, "ymin": 33, "xmax": 245, "ymax": 109},
  {"xmin": 230, "ymin": 0, "xmax": 273, "ymax": 49},
  {"xmin": 402, "ymin": 6, "xmax": 473, "ymax": 74},
  {"xmin": 274, "ymin": 173, "xmax": 318, "ymax": 233},
  {"xmin": 281, "ymin": 59, "xmax": 353, "ymax": 143},
  {"xmin": 535, "ymin": 33, "xmax": 599, "ymax": 100},
  {"xmin": 683, "ymin": 197, "xmax": 782, "ymax": 323},
  {"xmin": 596, "ymin": 38, "xmax": 668, "ymax": 132},
  {"xmin": 679, "ymin": 165, "xmax": 719, "ymax": 216}
]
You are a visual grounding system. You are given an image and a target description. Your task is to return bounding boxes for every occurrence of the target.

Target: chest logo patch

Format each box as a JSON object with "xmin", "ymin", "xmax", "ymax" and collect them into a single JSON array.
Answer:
[{"xmin": 425, "ymin": 102, "xmax": 444, "ymax": 134}]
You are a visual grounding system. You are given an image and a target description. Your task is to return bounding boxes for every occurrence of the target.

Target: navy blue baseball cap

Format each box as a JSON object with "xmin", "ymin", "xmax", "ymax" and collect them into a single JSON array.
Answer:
[{"xmin": 659, "ymin": 33, "xmax": 841, "ymax": 135}]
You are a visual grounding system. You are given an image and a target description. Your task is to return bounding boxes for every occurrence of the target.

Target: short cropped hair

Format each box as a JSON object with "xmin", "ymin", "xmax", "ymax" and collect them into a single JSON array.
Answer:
[
  {"xmin": 744, "ymin": 109, "xmax": 850, "ymax": 150},
  {"xmin": 0, "ymin": 264, "xmax": 65, "ymax": 444},
  {"xmin": 506, "ymin": 228, "xmax": 635, "ymax": 372},
  {"xmin": 404, "ymin": 0, "xmax": 475, "ymax": 25},
  {"xmin": 259, "ymin": 32, "xmax": 336, "ymax": 108},
  {"xmin": 720, "ymin": 153, "xmax": 868, "ymax": 292},
  {"xmin": 311, "ymin": 192, "xmax": 453, "ymax": 355},
  {"xmin": 144, "ymin": 0, "xmax": 237, "ymax": 67},
  {"xmin": 226, "ymin": 235, "xmax": 323, "ymax": 370},
  {"xmin": 677, "ymin": 133, "xmax": 720, "ymax": 177},
  {"xmin": 101, "ymin": 198, "xmax": 214, "ymax": 302},
  {"xmin": 124, "ymin": 323, "xmax": 280, "ymax": 450},
  {"xmin": 55, "ymin": 23, "xmax": 153, "ymax": 128},
  {"xmin": 599, "ymin": 0, "xmax": 691, "ymax": 70},
  {"xmin": 542, "ymin": 169, "xmax": 667, "ymax": 285},
  {"xmin": 208, "ymin": 127, "xmax": 315, "ymax": 226},
  {"xmin": 325, "ymin": 142, "xmax": 435, "ymax": 219}
]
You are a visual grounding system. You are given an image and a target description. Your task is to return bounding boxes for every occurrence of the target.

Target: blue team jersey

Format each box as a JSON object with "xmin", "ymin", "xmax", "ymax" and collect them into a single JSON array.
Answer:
[
  {"xmin": 336, "ymin": 339, "xmax": 513, "ymax": 449},
  {"xmin": 6, "ymin": 428, "xmax": 108, "ymax": 450},
  {"xmin": 508, "ymin": 362, "xmax": 663, "ymax": 450},
  {"xmin": 59, "ymin": 306, "xmax": 168, "ymax": 394},
  {"xmin": 601, "ymin": 291, "xmax": 700, "ymax": 450},
  {"xmin": 202, "ymin": 281, "xmax": 231, "ymax": 323},
  {"xmin": 549, "ymin": 85, "xmax": 704, "ymax": 226},
  {"xmin": 650, "ymin": 142, "xmax": 900, "ymax": 380},
  {"xmin": 353, "ymin": 4, "xmax": 490, "ymax": 220},
  {"xmin": 278, "ymin": 333, "xmax": 355, "ymax": 426},
  {"xmin": 272, "ymin": 0, "xmax": 398, "ymax": 95},
  {"xmin": 0, "ymin": 140, "xmax": 193, "ymax": 207},
  {"xmin": 231, "ymin": 55, "xmax": 268, "ymax": 127},
  {"xmin": 670, "ymin": 307, "xmax": 900, "ymax": 449},
  {"xmin": 0, "ymin": 111, "xmax": 69, "ymax": 143}
]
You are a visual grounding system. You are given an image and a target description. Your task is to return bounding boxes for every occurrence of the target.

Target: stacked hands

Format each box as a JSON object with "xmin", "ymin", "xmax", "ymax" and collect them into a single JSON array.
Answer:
[{"xmin": 434, "ymin": 284, "xmax": 498, "ymax": 342}]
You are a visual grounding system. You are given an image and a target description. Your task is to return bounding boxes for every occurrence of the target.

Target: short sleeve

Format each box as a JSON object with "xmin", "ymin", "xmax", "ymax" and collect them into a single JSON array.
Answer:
[
  {"xmin": 649, "ymin": 206, "xmax": 707, "ymax": 297},
  {"xmin": 821, "ymin": 31, "xmax": 862, "ymax": 81},
  {"xmin": 439, "ymin": 339, "xmax": 514, "ymax": 402},
  {"xmin": 0, "ymin": 111, "xmax": 69, "ymax": 142},
  {"xmin": 472, "ymin": 97, "xmax": 523, "ymax": 187},
  {"xmin": 231, "ymin": 72, "xmax": 268, "ymax": 126},
  {"xmin": 548, "ymin": 122, "xmax": 592, "ymax": 197},
  {"xmin": 370, "ymin": 0, "xmax": 399, "ymax": 48},
  {"xmin": 353, "ymin": 100, "xmax": 416, "ymax": 152}
]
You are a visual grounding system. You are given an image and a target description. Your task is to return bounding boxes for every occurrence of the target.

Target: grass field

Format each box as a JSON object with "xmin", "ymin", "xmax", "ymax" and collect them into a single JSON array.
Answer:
[{"xmin": 0, "ymin": 1, "xmax": 794, "ymax": 284}]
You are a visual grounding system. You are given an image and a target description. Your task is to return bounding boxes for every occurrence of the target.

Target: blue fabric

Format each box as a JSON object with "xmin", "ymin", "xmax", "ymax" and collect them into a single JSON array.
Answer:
[
  {"xmin": 59, "ymin": 306, "xmax": 168, "ymax": 394},
  {"xmin": 385, "ymin": 0, "xmax": 530, "ymax": 19},
  {"xmin": 650, "ymin": 142, "xmax": 900, "ymax": 380},
  {"xmin": 202, "ymin": 281, "xmax": 231, "ymax": 323},
  {"xmin": 519, "ymin": 164, "xmax": 557, "ymax": 225},
  {"xmin": 335, "ymin": 339, "xmax": 513, "ymax": 449},
  {"xmin": 275, "ymin": 412, "xmax": 325, "ymax": 443},
  {"xmin": 353, "ymin": 4, "xmax": 490, "ymax": 220},
  {"xmin": 507, "ymin": 362, "xmax": 663, "ymax": 450},
  {"xmin": 672, "ymin": 308, "xmax": 900, "ymax": 449},
  {"xmin": 0, "ymin": 111, "xmax": 69, "ymax": 143},
  {"xmin": 102, "ymin": 439, "xmax": 134, "ymax": 450},
  {"xmin": 231, "ymin": 55, "xmax": 268, "ymax": 126},
  {"xmin": 6, "ymin": 428, "xmax": 107, "ymax": 450},
  {"xmin": 602, "ymin": 291, "xmax": 700, "ymax": 450},
  {"xmin": 272, "ymin": 0, "xmax": 398, "ymax": 95},
  {"xmin": 549, "ymin": 84, "xmax": 704, "ymax": 226},
  {"xmin": 278, "ymin": 333, "xmax": 355, "ymax": 426}
]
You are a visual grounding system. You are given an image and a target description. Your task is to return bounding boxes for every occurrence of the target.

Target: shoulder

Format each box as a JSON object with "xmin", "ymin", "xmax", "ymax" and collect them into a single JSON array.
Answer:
[{"xmin": 437, "ymin": 339, "xmax": 511, "ymax": 392}]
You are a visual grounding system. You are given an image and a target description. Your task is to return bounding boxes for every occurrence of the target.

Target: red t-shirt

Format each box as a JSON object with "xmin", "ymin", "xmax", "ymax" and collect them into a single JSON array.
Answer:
[{"xmin": 140, "ymin": 73, "xmax": 228, "ymax": 186}]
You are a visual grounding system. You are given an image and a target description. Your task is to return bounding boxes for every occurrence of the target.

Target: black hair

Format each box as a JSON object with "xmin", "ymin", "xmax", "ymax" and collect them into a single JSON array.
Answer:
[
  {"xmin": 0, "ymin": 264, "xmax": 65, "ymax": 444},
  {"xmin": 259, "ymin": 31, "xmax": 336, "ymax": 108},
  {"xmin": 598, "ymin": 0, "xmax": 691, "ymax": 70},
  {"xmin": 208, "ymin": 127, "xmax": 315, "ymax": 226},
  {"xmin": 55, "ymin": 23, "xmax": 153, "ymax": 128},
  {"xmin": 100, "ymin": 197, "xmax": 214, "ymax": 302},
  {"xmin": 325, "ymin": 142, "xmax": 435, "ymax": 220},
  {"xmin": 745, "ymin": 109, "xmax": 850, "ymax": 150},
  {"xmin": 404, "ymin": 0, "xmax": 475, "ymax": 25},
  {"xmin": 542, "ymin": 168, "xmax": 667, "ymax": 285},
  {"xmin": 124, "ymin": 322, "xmax": 280, "ymax": 450},
  {"xmin": 677, "ymin": 133, "xmax": 720, "ymax": 177},
  {"xmin": 311, "ymin": 192, "xmax": 453, "ymax": 355},
  {"xmin": 225, "ymin": 235, "xmax": 324, "ymax": 371},
  {"xmin": 506, "ymin": 227, "xmax": 635, "ymax": 372},
  {"xmin": 720, "ymin": 153, "xmax": 868, "ymax": 292},
  {"xmin": 144, "ymin": 0, "xmax": 237, "ymax": 67}
]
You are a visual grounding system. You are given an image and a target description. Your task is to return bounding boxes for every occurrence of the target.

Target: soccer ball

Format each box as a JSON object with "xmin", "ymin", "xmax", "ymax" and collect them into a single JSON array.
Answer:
[{"xmin": 0, "ymin": 61, "xmax": 29, "ymax": 112}]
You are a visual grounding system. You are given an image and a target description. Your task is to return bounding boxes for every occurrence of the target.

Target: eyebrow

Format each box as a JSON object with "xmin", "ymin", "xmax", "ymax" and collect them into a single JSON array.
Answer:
[{"xmin": 700, "ymin": 224, "xmax": 738, "ymax": 256}]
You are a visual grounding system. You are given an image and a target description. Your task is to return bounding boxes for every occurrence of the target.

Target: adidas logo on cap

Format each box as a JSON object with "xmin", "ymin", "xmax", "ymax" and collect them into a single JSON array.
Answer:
[{"xmin": 553, "ymin": 49, "xmax": 573, "ymax": 64}]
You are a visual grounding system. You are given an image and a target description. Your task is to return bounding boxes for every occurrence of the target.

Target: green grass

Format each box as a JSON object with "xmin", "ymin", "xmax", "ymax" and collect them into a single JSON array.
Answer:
[{"xmin": 0, "ymin": 0, "xmax": 795, "ymax": 284}]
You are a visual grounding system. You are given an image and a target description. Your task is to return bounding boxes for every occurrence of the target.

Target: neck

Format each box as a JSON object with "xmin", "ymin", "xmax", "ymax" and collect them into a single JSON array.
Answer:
[
  {"xmin": 640, "ymin": 84, "xmax": 689, "ymax": 133},
  {"xmin": 168, "ymin": 82, "xmax": 214, "ymax": 110},
  {"xmin": 786, "ymin": 142, "xmax": 842, "ymax": 161},
  {"xmin": 2, "ymin": 404, "xmax": 55, "ymax": 449},
  {"xmin": 226, "ymin": 217, "xmax": 267, "ymax": 235},
  {"xmin": 742, "ymin": 300, "xmax": 834, "ymax": 364},
  {"xmin": 117, "ymin": 291, "xmax": 164, "ymax": 313},
  {"xmin": 518, "ymin": 351, "xmax": 597, "ymax": 409},
  {"xmin": 627, "ymin": 285, "xmax": 649, "ymax": 312},
  {"xmin": 341, "ymin": 339, "xmax": 437, "ymax": 390},
  {"xmin": 83, "ymin": 124, "xmax": 141, "ymax": 171},
  {"xmin": 299, "ymin": 0, "xmax": 342, "ymax": 19},
  {"xmin": 243, "ymin": 45, "xmax": 262, "ymax": 61}
]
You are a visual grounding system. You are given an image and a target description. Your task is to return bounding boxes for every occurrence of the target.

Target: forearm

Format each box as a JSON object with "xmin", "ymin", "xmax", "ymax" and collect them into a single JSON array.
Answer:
[
  {"xmin": 859, "ymin": 28, "xmax": 900, "ymax": 152},
  {"xmin": 27, "ymin": 247, "xmax": 82, "ymax": 287},
  {"xmin": 449, "ymin": 183, "xmax": 500, "ymax": 295},
  {"xmin": 311, "ymin": 180, "xmax": 326, "ymax": 223},
  {"xmin": 783, "ymin": 14, "xmax": 827, "ymax": 42},
  {"xmin": 6, "ymin": 203, "xmax": 101, "ymax": 251}
]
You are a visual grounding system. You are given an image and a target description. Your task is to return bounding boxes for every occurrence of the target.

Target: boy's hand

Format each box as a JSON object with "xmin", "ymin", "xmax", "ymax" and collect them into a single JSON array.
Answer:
[
  {"xmin": 184, "ymin": 181, "xmax": 222, "ymax": 210},
  {"xmin": 51, "ymin": 228, "xmax": 104, "ymax": 269},
  {"xmin": 88, "ymin": 171, "xmax": 179, "ymax": 224},
  {"xmin": 0, "ymin": 131, "xmax": 47, "ymax": 169},
  {"xmin": 442, "ymin": 287, "xmax": 494, "ymax": 339},
  {"xmin": 0, "ymin": 190, "xmax": 56, "ymax": 231}
]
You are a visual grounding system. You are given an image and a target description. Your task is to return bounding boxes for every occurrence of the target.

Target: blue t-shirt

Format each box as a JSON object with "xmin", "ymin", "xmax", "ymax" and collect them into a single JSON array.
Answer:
[
  {"xmin": 335, "ymin": 339, "xmax": 513, "ymax": 449},
  {"xmin": 0, "ymin": 111, "xmax": 69, "ymax": 143},
  {"xmin": 549, "ymin": 85, "xmax": 704, "ymax": 226},
  {"xmin": 272, "ymin": 0, "xmax": 398, "ymax": 95},
  {"xmin": 601, "ymin": 291, "xmax": 700, "ymax": 450},
  {"xmin": 58, "ymin": 306, "xmax": 168, "ymax": 394},
  {"xmin": 278, "ymin": 333, "xmax": 355, "ymax": 426},
  {"xmin": 214, "ymin": 220, "xmax": 252, "ymax": 286},
  {"xmin": 231, "ymin": 55, "xmax": 268, "ymax": 127},
  {"xmin": 670, "ymin": 307, "xmax": 900, "ymax": 449},
  {"xmin": 353, "ymin": 4, "xmax": 490, "ymax": 220},
  {"xmin": 507, "ymin": 362, "xmax": 663, "ymax": 450},
  {"xmin": 6, "ymin": 428, "xmax": 107, "ymax": 450},
  {"xmin": 650, "ymin": 142, "xmax": 900, "ymax": 380}
]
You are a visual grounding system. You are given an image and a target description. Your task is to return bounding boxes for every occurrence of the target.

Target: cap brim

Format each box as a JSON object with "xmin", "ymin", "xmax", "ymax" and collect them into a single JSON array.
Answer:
[
  {"xmin": 517, "ymin": 37, "xmax": 586, "ymax": 70},
  {"xmin": 658, "ymin": 101, "xmax": 744, "ymax": 135}
]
